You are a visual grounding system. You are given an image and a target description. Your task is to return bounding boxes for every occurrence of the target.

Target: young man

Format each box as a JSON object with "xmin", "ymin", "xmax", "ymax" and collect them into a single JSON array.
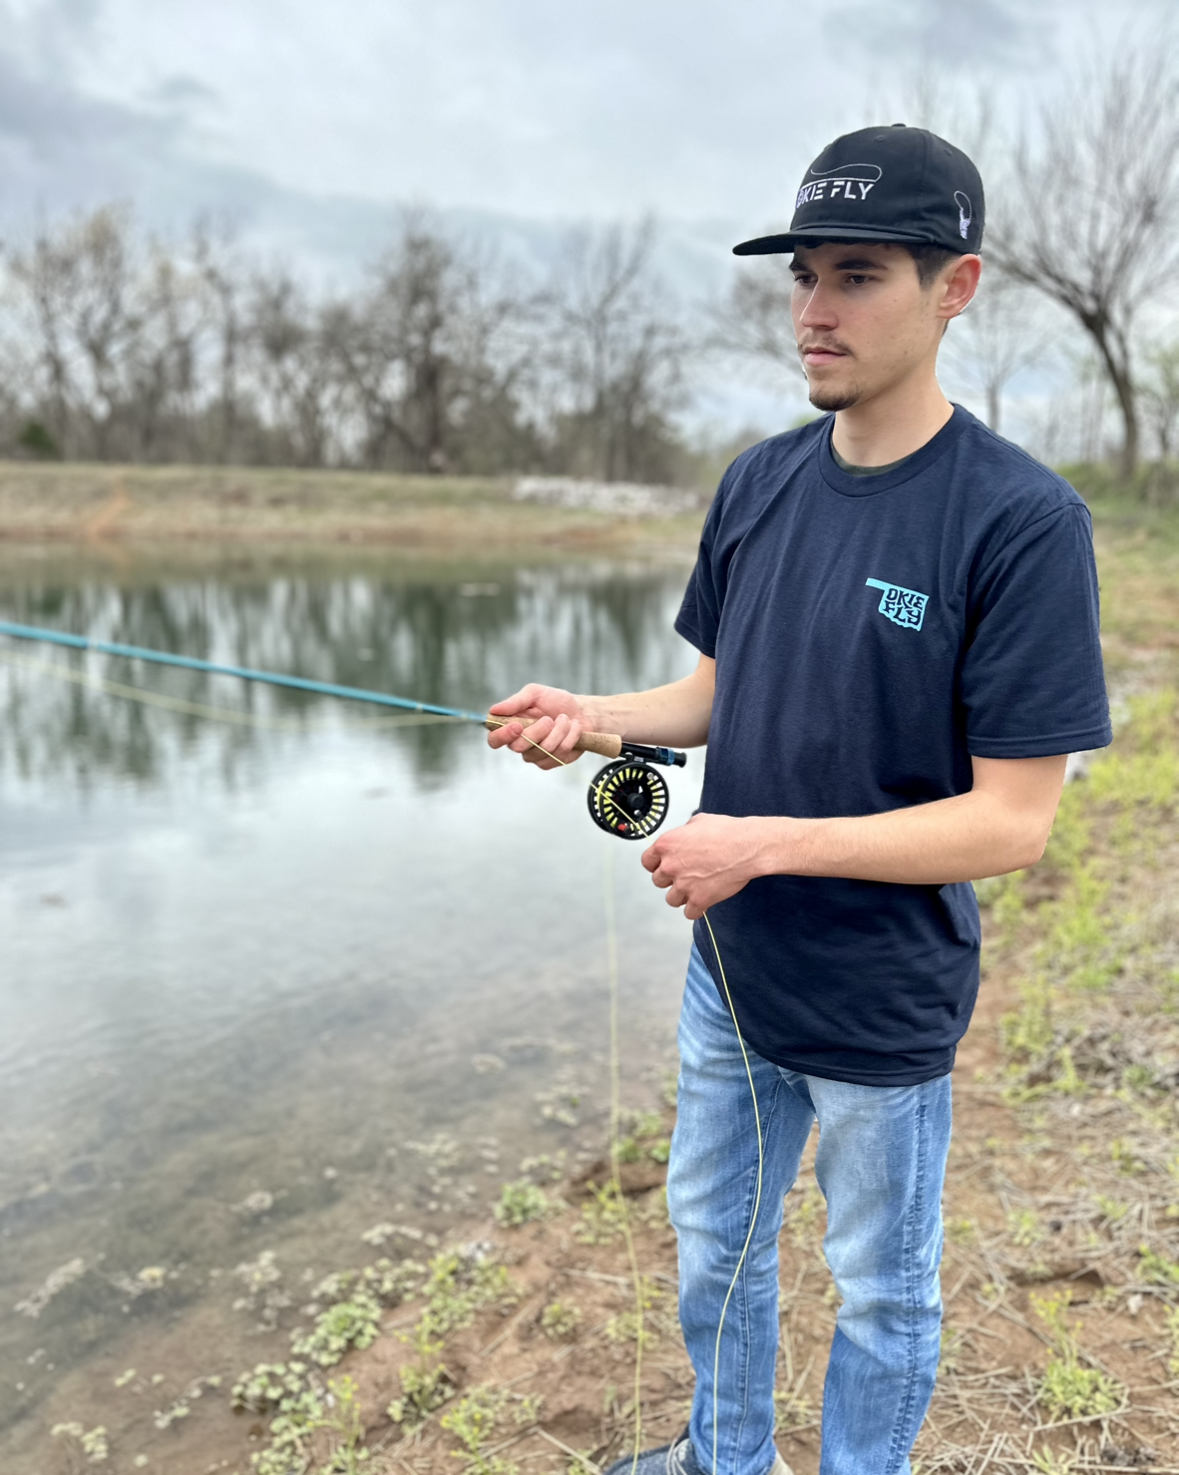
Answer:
[{"xmin": 488, "ymin": 126, "xmax": 1111, "ymax": 1475}]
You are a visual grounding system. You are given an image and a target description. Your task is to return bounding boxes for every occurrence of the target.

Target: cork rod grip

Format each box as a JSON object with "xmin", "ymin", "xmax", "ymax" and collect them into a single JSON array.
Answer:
[{"xmin": 484, "ymin": 715, "xmax": 623, "ymax": 760}]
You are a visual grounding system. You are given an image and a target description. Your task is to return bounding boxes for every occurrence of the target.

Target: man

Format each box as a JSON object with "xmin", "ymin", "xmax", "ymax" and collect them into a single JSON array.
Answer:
[{"xmin": 488, "ymin": 125, "xmax": 1111, "ymax": 1475}]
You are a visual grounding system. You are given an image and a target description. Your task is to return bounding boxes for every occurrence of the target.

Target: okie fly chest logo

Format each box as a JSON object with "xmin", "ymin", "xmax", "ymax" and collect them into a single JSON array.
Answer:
[{"xmin": 796, "ymin": 161, "xmax": 883, "ymax": 209}]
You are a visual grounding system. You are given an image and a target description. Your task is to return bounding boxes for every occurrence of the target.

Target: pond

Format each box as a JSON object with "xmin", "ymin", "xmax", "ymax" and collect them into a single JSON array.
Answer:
[{"xmin": 0, "ymin": 546, "xmax": 702, "ymax": 1465}]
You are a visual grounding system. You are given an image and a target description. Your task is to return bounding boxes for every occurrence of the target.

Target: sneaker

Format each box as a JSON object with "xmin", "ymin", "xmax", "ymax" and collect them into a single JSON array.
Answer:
[
  {"xmin": 602, "ymin": 1428, "xmax": 702, "ymax": 1475},
  {"xmin": 602, "ymin": 1434, "xmax": 794, "ymax": 1475}
]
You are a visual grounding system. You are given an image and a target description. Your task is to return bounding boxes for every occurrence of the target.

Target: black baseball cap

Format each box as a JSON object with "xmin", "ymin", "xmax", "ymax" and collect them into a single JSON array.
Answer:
[{"xmin": 733, "ymin": 124, "xmax": 984, "ymax": 257}]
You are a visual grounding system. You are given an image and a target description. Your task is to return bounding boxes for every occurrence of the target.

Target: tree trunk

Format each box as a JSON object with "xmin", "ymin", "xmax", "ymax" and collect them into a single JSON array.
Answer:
[
  {"xmin": 1087, "ymin": 321, "xmax": 1139, "ymax": 479},
  {"xmin": 986, "ymin": 380, "xmax": 1001, "ymax": 434}
]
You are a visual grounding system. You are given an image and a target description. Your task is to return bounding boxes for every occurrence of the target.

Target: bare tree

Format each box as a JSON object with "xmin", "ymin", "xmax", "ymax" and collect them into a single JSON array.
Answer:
[
  {"xmin": 942, "ymin": 273, "xmax": 1045, "ymax": 434},
  {"xmin": 987, "ymin": 40, "xmax": 1179, "ymax": 477},
  {"xmin": 710, "ymin": 258, "xmax": 800, "ymax": 387},
  {"xmin": 333, "ymin": 217, "xmax": 529, "ymax": 474},
  {"xmin": 248, "ymin": 271, "xmax": 343, "ymax": 467},
  {"xmin": 542, "ymin": 221, "xmax": 691, "ymax": 483}
]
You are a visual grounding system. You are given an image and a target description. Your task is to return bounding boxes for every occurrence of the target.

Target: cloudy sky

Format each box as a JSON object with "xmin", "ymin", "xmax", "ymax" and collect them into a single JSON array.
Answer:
[
  {"xmin": 0, "ymin": 0, "xmax": 1168, "ymax": 259},
  {"xmin": 0, "ymin": 0, "xmax": 1169, "ymax": 439}
]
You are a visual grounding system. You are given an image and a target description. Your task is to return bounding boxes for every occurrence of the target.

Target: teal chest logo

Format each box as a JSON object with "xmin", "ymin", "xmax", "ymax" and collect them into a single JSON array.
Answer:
[{"xmin": 865, "ymin": 577, "xmax": 928, "ymax": 631}]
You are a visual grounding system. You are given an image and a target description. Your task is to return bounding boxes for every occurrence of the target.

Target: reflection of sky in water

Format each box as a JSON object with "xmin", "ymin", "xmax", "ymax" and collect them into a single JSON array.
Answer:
[{"xmin": 0, "ymin": 557, "xmax": 701, "ymax": 1450}]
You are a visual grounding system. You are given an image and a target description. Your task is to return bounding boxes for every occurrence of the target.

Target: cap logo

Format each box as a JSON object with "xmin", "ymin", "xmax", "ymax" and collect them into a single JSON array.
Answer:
[
  {"xmin": 954, "ymin": 191, "xmax": 972, "ymax": 241},
  {"xmin": 796, "ymin": 161, "xmax": 883, "ymax": 210}
]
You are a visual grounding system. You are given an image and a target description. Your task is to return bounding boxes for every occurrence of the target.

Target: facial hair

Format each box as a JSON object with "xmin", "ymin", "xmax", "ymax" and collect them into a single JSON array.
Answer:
[{"xmin": 808, "ymin": 382, "xmax": 861, "ymax": 412}]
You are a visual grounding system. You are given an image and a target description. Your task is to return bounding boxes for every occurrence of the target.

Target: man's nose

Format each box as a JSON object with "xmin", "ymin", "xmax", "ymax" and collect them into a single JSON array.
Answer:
[{"xmin": 796, "ymin": 282, "xmax": 838, "ymax": 331}]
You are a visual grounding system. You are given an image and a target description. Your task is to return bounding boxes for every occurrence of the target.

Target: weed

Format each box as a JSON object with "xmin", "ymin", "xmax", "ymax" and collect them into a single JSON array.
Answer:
[
  {"xmin": 1031, "ymin": 1291, "xmax": 1124, "ymax": 1421},
  {"xmin": 494, "ymin": 1180, "xmax": 555, "ymax": 1227},
  {"xmin": 540, "ymin": 1300, "xmax": 581, "ymax": 1339},
  {"xmin": 440, "ymin": 1386, "xmax": 521, "ymax": 1475},
  {"xmin": 388, "ymin": 1250, "xmax": 518, "ymax": 1427},
  {"xmin": 1095, "ymin": 1195, "xmax": 1129, "ymax": 1224},
  {"xmin": 387, "ymin": 1328, "xmax": 452, "ymax": 1426},
  {"xmin": 1137, "ymin": 1245, "xmax": 1179, "ymax": 1286},
  {"xmin": 292, "ymin": 1292, "xmax": 382, "ymax": 1367},
  {"xmin": 1165, "ymin": 1305, "xmax": 1179, "ymax": 1376},
  {"xmin": 945, "ymin": 1215, "xmax": 976, "ymax": 1244},
  {"xmin": 786, "ymin": 1184, "xmax": 824, "ymax": 1247},
  {"xmin": 773, "ymin": 1386, "xmax": 813, "ymax": 1430},
  {"xmin": 418, "ymin": 1250, "xmax": 519, "ymax": 1338},
  {"xmin": 1007, "ymin": 1208, "xmax": 1044, "ymax": 1248},
  {"xmin": 1030, "ymin": 1450, "xmax": 1076, "ymax": 1475},
  {"xmin": 574, "ymin": 1181, "xmax": 628, "ymax": 1245},
  {"xmin": 51, "ymin": 1424, "xmax": 109, "ymax": 1464},
  {"xmin": 606, "ymin": 1276, "xmax": 664, "ymax": 1346}
]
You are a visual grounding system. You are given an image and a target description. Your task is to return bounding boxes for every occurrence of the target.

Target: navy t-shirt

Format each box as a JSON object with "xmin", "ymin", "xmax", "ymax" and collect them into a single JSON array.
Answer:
[{"xmin": 675, "ymin": 406, "xmax": 1111, "ymax": 1086}]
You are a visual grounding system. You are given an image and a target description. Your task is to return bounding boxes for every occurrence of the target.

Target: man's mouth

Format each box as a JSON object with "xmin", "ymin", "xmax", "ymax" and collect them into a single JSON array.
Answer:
[{"xmin": 800, "ymin": 344, "xmax": 850, "ymax": 367}]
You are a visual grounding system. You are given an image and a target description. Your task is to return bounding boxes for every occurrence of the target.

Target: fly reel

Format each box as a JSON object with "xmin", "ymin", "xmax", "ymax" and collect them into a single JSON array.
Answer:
[{"xmin": 587, "ymin": 742, "xmax": 686, "ymax": 841}]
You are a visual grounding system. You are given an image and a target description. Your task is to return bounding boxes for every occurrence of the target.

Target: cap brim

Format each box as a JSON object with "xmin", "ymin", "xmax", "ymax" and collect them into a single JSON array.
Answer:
[{"xmin": 732, "ymin": 225, "xmax": 942, "ymax": 256}]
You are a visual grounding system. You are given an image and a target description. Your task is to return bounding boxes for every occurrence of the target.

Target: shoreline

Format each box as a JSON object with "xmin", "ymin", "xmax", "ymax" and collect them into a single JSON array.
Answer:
[{"xmin": 0, "ymin": 462, "xmax": 709, "ymax": 559}]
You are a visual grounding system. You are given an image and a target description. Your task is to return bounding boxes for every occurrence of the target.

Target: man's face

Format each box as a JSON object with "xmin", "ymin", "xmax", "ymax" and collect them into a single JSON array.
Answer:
[{"xmin": 789, "ymin": 242, "xmax": 946, "ymax": 412}]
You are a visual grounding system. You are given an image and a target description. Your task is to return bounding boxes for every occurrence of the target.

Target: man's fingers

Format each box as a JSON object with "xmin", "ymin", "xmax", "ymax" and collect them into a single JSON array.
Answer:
[
  {"xmin": 665, "ymin": 886, "xmax": 688, "ymax": 910},
  {"xmin": 487, "ymin": 720, "xmax": 524, "ymax": 750},
  {"xmin": 488, "ymin": 685, "xmax": 541, "ymax": 718}
]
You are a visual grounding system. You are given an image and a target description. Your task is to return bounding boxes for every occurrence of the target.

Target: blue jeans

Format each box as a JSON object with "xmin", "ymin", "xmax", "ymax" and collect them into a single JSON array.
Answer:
[{"xmin": 667, "ymin": 946, "xmax": 952, "ymax": 1475}]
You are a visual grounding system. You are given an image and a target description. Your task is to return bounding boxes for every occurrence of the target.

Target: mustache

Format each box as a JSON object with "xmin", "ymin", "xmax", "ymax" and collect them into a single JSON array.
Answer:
[{"xmin": 797, "ymin": 337, "xmax": 854, "ymax": 357}]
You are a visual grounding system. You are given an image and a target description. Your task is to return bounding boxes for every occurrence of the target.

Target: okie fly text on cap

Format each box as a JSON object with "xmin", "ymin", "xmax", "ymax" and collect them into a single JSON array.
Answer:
[{"xmin": 734, "ymin": 124, "xmax": 985, "ymax": 257}]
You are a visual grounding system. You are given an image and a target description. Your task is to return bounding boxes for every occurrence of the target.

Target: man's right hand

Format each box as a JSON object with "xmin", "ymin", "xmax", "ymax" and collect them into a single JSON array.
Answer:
[{"xmin": 486, "ymin": 684, "xmax": 602, "ymax": 769}]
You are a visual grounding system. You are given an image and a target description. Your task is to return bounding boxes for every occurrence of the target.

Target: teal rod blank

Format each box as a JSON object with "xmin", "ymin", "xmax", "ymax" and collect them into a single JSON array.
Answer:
[{"xmin": 0, "ymin": 619, "xmax": 485, "ymax": 722}]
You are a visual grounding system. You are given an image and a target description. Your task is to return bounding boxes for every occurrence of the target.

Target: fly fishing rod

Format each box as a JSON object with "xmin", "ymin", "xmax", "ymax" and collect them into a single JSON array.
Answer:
[{"xmin": 0, "ymin": 619, "xmax": 686, "ymax": 840}]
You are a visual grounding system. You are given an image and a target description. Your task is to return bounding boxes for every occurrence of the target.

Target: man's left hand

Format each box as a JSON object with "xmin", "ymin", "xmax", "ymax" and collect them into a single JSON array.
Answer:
[{"xmin": 641, "ymin": 813, "xmax": 767, "ymax": 921}]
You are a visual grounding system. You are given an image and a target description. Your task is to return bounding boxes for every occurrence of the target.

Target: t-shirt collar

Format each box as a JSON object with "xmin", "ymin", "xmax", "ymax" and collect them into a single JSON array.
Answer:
[{"xmin": 818, "ymin": 404, "xmax": 969, "ymax": 498}]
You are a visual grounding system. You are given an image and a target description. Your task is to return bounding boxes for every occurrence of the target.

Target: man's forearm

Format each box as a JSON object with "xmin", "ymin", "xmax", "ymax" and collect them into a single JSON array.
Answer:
[
  {"xmin": 582, "ymin": 661, "xmax": 714, "ymax": 748},
  {"xmin": 749, "ymin": 786, "xmax": 1053, "ymax": 886}
]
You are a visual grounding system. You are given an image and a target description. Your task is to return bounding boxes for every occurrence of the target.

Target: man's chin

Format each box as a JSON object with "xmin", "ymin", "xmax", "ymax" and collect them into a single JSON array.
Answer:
[{"xmin": 807, "ymin": 381, "xmax": 861, "ymax": 413}]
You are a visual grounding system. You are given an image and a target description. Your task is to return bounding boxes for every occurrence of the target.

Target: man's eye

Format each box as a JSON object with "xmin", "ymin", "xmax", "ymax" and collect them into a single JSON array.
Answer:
[{"xmin": 846, "ymin": 274, "xmax": 871, "ymax": 285}]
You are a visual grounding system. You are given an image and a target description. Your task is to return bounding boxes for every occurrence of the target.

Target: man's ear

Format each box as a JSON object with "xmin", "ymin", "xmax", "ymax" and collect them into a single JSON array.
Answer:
[{"xmin": 939, "ymin": 254, "xmax": 982, "ymax": 321}]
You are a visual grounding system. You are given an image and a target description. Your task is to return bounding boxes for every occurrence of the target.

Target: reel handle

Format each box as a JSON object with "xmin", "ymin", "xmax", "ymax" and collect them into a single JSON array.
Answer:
[{"xmin": 484, "ymin": 715, "xmax": 623, "ymax": 760}]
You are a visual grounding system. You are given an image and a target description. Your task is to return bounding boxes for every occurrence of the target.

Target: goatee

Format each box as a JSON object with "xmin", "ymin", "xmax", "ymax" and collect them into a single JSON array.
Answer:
[{"xmin": 808, "ymin": 384, "xmax": 861, "ymax": 412}]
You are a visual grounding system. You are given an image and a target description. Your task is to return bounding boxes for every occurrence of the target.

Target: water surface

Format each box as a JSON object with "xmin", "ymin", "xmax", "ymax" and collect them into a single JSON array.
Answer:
[{"xmin": 0, "ymin": 547, "xmax": 701, "ymax": 1465}]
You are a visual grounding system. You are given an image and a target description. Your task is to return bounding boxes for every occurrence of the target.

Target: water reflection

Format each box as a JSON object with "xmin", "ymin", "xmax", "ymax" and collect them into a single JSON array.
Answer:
[{"xmin": 0, "ymin": 556, "xmax": 690, "ymax": 788}]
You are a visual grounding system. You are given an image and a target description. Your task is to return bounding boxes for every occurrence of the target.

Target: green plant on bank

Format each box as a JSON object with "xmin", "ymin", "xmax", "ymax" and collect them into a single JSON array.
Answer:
[
  {"xmin": 993, "ymin": 695, "xmax": 1179, "ymax": 1098},
  {"xmin": 51, "ymin": 1423, "xmax": 109, "ymax": 1464},
  {"xmin": 388, "ymin": 1250, "xmax": 519, "ymax": 1426},
  {"xmin": 440, "ymin": 1386, "xmax": 543, "ymax": 1475},
  {"xmin": 606, "ymin": 1275, "xmax": 664, "ymax": 1346},
  {"xmin": 574, "ymin": 1180, "xmax": 629, "ymax": 1244},
  {"xmin": 293, "ymin": 1292, "xmax": 382, "ymax": 1366},
  {"xmin": 1030, "ymin": 1449, "xmax": 1076, "ymax": 1475},
  {"xmin": 1164, "ymin": 1305, "xmax": 1179, "ymax": 1376},
  {"xmin": 1138, "ymin": 1244, "xmax": 1179, "ymax": 1287},
  {"xmin": 494, "ymin": 1179, "xmax": 555, "ymax": 1227},
  {"xmin": 245, "ymin": 1374, "xmax": 371, "ymax": 1475},
  {"xmin": 540, "ymin": 1300, "xmax": 581, "ymax": 1339},
  {"xmin": 1030, "ymin": 1291, "xmax": 1124, "ymax": 1421}
]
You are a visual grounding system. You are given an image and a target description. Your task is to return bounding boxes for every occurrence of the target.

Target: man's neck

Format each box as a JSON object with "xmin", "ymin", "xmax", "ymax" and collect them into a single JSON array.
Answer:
[{"xmin": 830, "ymin": 372, "xmax": 954, "ymax": 468}]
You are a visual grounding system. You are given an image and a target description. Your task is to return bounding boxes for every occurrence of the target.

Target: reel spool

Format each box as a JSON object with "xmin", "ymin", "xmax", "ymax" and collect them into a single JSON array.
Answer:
[{"xmin": 588, "ymin": 757, "xmax": 671, "ymax": 841}]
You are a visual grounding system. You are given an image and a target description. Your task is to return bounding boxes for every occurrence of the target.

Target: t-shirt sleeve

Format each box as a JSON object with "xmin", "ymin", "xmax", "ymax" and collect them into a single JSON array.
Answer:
[
  {"xmin": 961, "ymin": 503, "xmax": 1112, "ymax": 758},
  {"xmin": 674, "ymin": 485, "xmax": 727, "ymax": 658}
]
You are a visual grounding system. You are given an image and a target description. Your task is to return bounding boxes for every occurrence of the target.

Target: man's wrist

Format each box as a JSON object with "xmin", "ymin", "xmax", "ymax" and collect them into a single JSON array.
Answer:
[{"xmin": 747, "ymin": 815, "xmax": 823, "ymax": 879}]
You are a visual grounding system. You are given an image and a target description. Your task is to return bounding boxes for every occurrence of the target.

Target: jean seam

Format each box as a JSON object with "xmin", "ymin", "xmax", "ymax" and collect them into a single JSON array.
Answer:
[{"xmin": 884, "ymin": 1093, "xmax": 928, "ymax": 1474}]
